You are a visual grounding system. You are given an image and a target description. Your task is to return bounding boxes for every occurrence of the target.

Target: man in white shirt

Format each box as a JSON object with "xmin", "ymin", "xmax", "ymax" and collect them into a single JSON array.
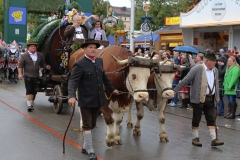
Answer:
[
  {"xmin": 174, "ymin": 53, "xmax": 224, "ymax": 147},
  {"xmin": 64, "ymin": 15, "xmax": 88, "ymax": 45}
]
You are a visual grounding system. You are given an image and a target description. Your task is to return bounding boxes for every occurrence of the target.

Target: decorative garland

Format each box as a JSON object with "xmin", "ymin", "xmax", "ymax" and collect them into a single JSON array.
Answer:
[
  {"xmin": 30, "ymin": 21, "xmax": 50, "ymax": 39},
  {"xmin": 29, "ymin": 20, "xmax": 61, "ymax": 50}
]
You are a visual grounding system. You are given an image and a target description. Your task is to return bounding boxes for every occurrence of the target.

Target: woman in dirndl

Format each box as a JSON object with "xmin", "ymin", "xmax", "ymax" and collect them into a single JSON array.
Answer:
[{"xmin": 179, "ymin": 58, "xmax": 191, "ymax": 108}]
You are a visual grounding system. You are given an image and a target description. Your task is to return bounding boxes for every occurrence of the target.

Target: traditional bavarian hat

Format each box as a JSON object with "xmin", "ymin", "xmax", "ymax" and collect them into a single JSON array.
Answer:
[
  {"xmin": 204, "ymin": 53, "xmax": 217, "ymax": 61},
  {"xmin": 27, "ymin": 41, "xmax": 38, "ymax": 47},
  {"xmin": 81, "ymin": 39, "xmax": 100, "ymax": 48}
]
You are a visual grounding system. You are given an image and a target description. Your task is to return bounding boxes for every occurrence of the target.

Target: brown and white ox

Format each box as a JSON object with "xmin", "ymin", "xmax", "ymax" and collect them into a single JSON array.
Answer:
[
  {"xmin": 69, "ymin": 46, "xmax": 154, "ymax": 146},
  {"xmin": 126, "ymin": 60, "xmax": 183, "ymax": 142}
]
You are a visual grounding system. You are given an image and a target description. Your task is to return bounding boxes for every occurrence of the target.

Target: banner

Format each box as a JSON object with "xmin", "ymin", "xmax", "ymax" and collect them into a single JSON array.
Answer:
[{"xmin": 9, "ymin": 7, "xmax": 26, "ymax": 25}]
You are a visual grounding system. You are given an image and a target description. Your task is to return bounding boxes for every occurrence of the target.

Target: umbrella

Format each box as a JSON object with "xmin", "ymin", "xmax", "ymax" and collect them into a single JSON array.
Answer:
[
  {"xmin": 187, "ymin": 45, "xmax": 205, "ymax": 53},
  {"xmin": 18, "ymin": 42, "xmax": 26, "ymax": 46},
  {"xmin": 173, "ymin": 46, "xmax": 199, "ymax": 54}
]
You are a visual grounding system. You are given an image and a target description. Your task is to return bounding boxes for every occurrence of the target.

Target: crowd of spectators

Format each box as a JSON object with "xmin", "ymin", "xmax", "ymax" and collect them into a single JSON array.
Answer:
[{"xmin": 135, "ymin": 46, "xmax": 240, "ymax": 119}]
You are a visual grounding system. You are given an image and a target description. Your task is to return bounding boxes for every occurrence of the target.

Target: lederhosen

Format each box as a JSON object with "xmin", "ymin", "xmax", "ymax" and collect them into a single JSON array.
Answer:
[{"xmin": 192, "ymin": 69, "xmax": 216, "ymax": 127}]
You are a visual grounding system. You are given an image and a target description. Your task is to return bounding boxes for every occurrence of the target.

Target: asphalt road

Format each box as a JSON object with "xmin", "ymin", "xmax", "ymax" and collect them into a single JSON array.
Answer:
[{"xmin": 0, "ymin": 79, "xmax": 239, "ymax": 160}]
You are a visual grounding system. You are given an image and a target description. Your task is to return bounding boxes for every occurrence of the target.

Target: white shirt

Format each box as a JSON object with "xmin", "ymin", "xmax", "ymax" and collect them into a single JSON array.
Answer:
[
  {"xmin": 28, "ymin": 51, "xmax": 38, "ymax": 61},
  {"xmin": 203, "ymin": 63, "xmax": 215, "ymax": 95},
  {"xmin": 75, "ymin": 26, "xmax": 84, "ymax": 39}
]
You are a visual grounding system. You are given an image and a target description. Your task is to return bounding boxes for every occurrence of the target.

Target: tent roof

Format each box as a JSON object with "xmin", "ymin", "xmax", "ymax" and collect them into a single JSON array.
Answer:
[
  {"xmin": 134, "ymin": 28, "xmax": 163, "ymax": 44},
  {"xmin": 107, "ymin": 35, "xmax": 130, "ymax": 46}
]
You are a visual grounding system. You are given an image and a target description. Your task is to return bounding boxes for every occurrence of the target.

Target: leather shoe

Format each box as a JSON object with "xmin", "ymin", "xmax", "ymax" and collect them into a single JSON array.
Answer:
[
  {"xmin": 82, "ymin": 149, "xmax": 97, "ymax": 160},
  {"xmin": 211, "ymin": 139, "xmax": 224, "ymax": 146},
  {"xmin": 192, "ymin": 138, "xmax": 202, "ymax": 147},
  {"xmin": 27, "ymin": 106, "xmax": 34, "ymax": 112},
  {"xmin": 89, "ymin": 153, "xmax": 97, "ymax": 160}
]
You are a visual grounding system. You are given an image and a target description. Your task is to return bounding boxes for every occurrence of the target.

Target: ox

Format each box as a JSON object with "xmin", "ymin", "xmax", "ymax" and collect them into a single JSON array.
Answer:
[
  {"xmin": 69, "ymin": 46, "xmax": 157, "ymax": 146},
  {"xmin": 126, "ymin": 60, "xmax": 184, "ymax": 142}
]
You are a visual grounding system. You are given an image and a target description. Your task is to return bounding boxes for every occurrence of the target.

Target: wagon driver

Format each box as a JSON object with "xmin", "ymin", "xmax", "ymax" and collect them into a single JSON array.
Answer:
[
  {"xmin": 68, "ymin": 39, "xmax": 119, "ymax": 160},
  {"xmin": 18, "ymin": 42, "xmax": 51, "ymax": 111}
]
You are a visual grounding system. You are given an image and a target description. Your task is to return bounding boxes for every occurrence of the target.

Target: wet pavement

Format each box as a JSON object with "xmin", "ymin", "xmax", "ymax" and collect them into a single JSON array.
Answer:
[{"xmin": 0, "ymin": 79, "xmax": 240, "ymax": 160}]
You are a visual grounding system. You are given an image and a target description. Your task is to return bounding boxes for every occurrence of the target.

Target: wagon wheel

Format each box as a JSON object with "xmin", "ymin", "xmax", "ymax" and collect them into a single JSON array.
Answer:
[{"xmin": 53, "ymin": 85, "xmax": 63, "ymax": 114}]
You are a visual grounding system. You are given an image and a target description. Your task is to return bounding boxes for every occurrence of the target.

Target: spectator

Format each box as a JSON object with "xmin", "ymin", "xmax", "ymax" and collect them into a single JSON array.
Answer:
[
  {"xmin": 231, "ymin": 46, "xmax": 237, "ymax": 56},
  {"xmin": 219, "ymin": 48, "xmax": 225, "ymax": 57},
  {"xmin": 161, "ymin": 51, "xmax": 168, "ymax": 61},
  {"xmin": 223, "ymin": 56, "xmax": 240, "ymax": 119},
  {"xmin": 178, "ymin": 58, "xmax": 191, "ymax": 108},
  {"xmin": 85, "ymin": 15, "xmax": 107, "ymax": 41},
  {"xmin": 135, "ymin": 48, "xmax": 143, "ymax": 56},
  {"xmin": 217, "ymin": 57, "xmax": 227, "ymax": 116},
  {"xmin": 173, "ymin": 51, "xmax": 181, "ymax": 65}
]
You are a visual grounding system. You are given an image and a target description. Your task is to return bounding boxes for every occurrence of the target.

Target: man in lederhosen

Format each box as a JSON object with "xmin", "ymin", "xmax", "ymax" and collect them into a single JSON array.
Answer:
[
  {"xmin": 18, "ymin": 42, "xmax": 51, "ymax": 111},
  {"xmin": 68, "ymin": 39, "xmax": 119, "ymax": 160},
  {"xmin": 173, "ymin": 53, "xmax": 224, "ymax": 147}
]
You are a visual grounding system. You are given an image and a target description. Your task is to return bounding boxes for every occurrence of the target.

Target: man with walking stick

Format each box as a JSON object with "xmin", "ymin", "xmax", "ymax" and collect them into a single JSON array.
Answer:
[{"xmin": 173, "ymin": 53, "xmax": 224, "ymax": 147}]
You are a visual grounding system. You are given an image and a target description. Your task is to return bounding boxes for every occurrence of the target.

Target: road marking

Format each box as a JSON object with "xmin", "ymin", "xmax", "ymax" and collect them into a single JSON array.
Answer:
[{"xmin": 0, "ymin": 100, "xmax": 103, "ymax": 160}]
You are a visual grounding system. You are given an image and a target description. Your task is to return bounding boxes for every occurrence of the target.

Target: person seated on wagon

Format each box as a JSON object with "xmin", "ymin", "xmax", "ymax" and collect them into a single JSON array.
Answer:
[
  {"xmin": 64, "ymin": 15, "xmax": 88, "ymax": 45},
  {"xmin": 84, "ymin": 15, "xmax": 107, "ymax": 41}
]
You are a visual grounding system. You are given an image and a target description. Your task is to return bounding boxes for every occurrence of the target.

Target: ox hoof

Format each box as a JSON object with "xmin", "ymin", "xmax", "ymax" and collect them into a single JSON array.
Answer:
[
  {"xmin": 160, "ymin": 135, "xmax": 169, "ymax": 142},
  {"xmin": 133, "ymin": 129, "xmax": 141, "ymax": 136},
  {"xmin": 114, "ymin": 139, "xmax": 122, "ymax": 145},
  {"xmin": 127, "ymin": 122, "xmax": 134, "ymax": 128},
  {"xmin": 106, "ymin": 136, "xmax": 115, "ymax": 147},
  {"xmin": 106, "ymin": 141, "xmax": 115, "ymax": 147}
]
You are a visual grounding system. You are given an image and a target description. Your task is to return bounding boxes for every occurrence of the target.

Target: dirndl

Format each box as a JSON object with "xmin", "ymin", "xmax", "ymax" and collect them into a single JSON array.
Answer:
[{"xmin": 179, "ymin": 86, "xmax": 189, "ymax": 93}]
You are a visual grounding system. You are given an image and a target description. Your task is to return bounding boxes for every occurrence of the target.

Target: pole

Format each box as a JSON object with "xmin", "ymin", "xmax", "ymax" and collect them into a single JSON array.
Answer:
[
  {"xmin": 106, "ymin": 0, "xmax": 109, "ymax": 17},
  {"xmin": 130, "ymin": 0, "xmax": 135, "ymax": 53}
]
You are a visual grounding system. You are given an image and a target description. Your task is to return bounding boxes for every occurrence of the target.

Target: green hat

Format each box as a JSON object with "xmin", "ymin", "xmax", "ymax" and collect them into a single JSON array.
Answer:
[{"xmin": 204, "ymin": 53, "xmax": 217, "ymax": 61}]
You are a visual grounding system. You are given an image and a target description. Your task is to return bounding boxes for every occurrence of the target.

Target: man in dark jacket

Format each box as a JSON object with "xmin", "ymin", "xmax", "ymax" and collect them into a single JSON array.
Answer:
[
  {"xmin": 68, "ymin": 39, "xmax": 118, "ymax": 160},
  {"xmin": 217, "ymin": 57, "xmax": 227, "ymax": 116},
  {"xmin": 18, "ymin": 42, "xmax": 51, "ymax": 111}
]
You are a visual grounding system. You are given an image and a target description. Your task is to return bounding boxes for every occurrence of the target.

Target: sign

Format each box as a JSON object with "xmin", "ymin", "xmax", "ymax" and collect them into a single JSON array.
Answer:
[
  {"xmin": 9, "ymin": 7, "xmax": 26, "ymax": 25},
  {"xmin": 180, "ymin": 0, "xmax": 240, "ymax": 27},
  {"xmin": 15, "ymin": 29, "xmax": 19, "ymax": 35},
  {"xmin": 211, "ymin": 0, "xmax": 226, "ymax": 21},
  {"xmin": 141, "ymin": 22, "xmax": 151, "ymax": 35},
  {"xmin": 143, "ymin": 3, "xmax": 150, "ymax": 12},
  {"xmin": 165, "ymin": 17, "xmax": 180, "ymax": 26},
  {"xmin": 169, "ymin": 43, "xmax": 179, "ymax": 47},
  {"xmin": 38, "ymin": 16, "xmax": 48, "ymax": 22},
  {"xmin": 161, "ymin": 35, "xmax": 183, "ymax": 41}
]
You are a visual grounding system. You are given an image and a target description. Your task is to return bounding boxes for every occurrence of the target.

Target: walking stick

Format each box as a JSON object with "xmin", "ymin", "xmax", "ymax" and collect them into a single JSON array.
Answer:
[
  {"xmin": 63, "ymin": 106, "xmax": 75, "ymax": 153},
  {"xmin": 214, "ymin": 103, "xmax": 218, "ymax": 139}
]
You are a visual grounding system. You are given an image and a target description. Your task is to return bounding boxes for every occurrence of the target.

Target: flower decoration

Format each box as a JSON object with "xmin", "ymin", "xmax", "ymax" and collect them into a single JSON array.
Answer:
[{"xmin": 61, "ymin": 8, "xmax": 87, "ymax": 26}]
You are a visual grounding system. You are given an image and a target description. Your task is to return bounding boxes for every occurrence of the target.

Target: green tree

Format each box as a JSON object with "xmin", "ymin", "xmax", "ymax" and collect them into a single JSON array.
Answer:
[
  {"xmin": 93, "ymin": 0, "xmax": 110, "ymax": 20},
  {"xmin": 134, "ymin": 0, "xmax": 193, "ymax": 30},
  {"xmin": 27, "ymin": 13, "xmax": 39, "ymax": 34},
  {"xmin": 116, "ymin": 18, "xmax": 124, "ymax": 30},
  {"xmin": 0, "ymin": 0, "xmax": 4, "ymax": 39}
]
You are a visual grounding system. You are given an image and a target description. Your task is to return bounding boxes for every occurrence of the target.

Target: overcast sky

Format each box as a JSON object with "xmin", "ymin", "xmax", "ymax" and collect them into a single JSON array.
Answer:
[{"xmin": 108, "ymin": 0, "xmax": 131, "ymax": 8}]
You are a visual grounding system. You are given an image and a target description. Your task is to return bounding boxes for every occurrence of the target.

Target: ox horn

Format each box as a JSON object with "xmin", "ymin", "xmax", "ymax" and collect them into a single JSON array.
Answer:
[
  {"xmin": 159, "ymin": 59, "xmax": 168, "ymax": 66},
  {"xmin": 111, "ymin": 55, "xmax": 128, "ymax": 66},
  {"xmin": 174, "ymin": 64, "xmax": 186, "ymax": 69}
]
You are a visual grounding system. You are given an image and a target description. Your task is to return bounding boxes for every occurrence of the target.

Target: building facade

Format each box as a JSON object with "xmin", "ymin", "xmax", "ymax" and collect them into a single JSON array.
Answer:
[{"xmin": 180, "ymin": 0, "xmax": 240, "ymax": 52}]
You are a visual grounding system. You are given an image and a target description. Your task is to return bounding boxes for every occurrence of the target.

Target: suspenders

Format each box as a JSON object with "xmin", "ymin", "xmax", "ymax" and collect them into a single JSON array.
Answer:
[{"xmin": 207, "ymin": 69, "xmax": 216, "ymax": 95}]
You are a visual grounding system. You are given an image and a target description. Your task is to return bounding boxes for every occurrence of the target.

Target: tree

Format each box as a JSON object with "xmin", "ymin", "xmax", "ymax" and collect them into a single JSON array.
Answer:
[
  {"xmin": 27, "ymin": 13, "xmax": 39, "ymax": 34},
  {"xmin": 93, "ymin": 0, "xmax": 110, "ymax": 20},
  {"xmin": 134, "ymin": 0, "xmax": 193, "ymax": 30},
  {"xmin": 0, "ymin": 0, "xmax": 4, "ymax": 38}
]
